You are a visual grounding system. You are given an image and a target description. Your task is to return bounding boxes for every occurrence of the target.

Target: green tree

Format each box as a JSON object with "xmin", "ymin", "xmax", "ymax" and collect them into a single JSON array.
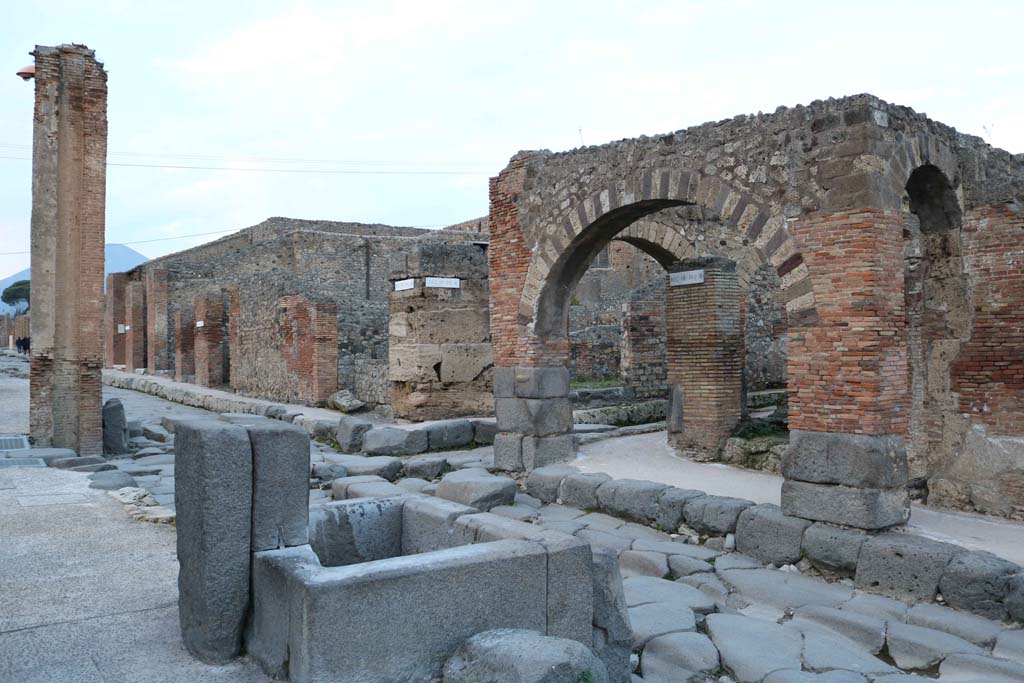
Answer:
[{"xmin": 2, "ymin": 280, "xmax": 30, "ymax": 310}]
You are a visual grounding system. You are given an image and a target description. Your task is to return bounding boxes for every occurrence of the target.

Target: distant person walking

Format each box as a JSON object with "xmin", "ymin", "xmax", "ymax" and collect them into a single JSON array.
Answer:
[
  {"xmin": 23, "ymin": 337, "xmax": 29, "ymax": 355},
  {"xmin": 15, "ymin": 337, "xmax": 23, "ymax": 354}
]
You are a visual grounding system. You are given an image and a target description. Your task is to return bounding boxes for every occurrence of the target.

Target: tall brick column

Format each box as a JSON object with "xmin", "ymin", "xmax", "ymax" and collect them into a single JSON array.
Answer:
[
  {"xmin": 28, "ymin": 45, "xmax": 107, "ymax": 456},
  {"xmin": 104, "ymin": 272, "xmax": 127, "ymax": 367},
  {"xmin": 145, "ymin": 268, "xmax": 170, "ymax": 373},
  {"xmin": 124, "ymin": 280, "xmax": 146, "ymax": 372},
  {"xmin": 194, "ymin": 292, "xmax": 227, "ymax": 387},
  {"xmin": 174, "ymin": 306, "xmax": 196, "ymax": 382},
  {"xmin": 664, "ymin": 258, "xmax": 743, "ymax": 459},
  {"xmin": 782, "ymin": 209, "xmax": 910, "ymax": 529}
]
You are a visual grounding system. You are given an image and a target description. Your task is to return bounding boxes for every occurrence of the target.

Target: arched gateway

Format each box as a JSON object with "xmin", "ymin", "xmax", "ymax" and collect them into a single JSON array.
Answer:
[{"xmin": 488, "ymin": 94, "xmax": 1024, "ymax": 530}]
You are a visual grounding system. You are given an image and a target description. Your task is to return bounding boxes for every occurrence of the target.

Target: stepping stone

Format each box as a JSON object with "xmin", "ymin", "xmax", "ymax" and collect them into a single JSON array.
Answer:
[
  {"xmin": 718, "ymin": 568, "xmax": 853, "ymax": 610},
  {"xmin": 623, "ymin": 576, "xmax": 717, "ymax": 614},
  {"xmin": 89, "ymin": 470, "xmax": 137, "ymax": 490},
  {"xmin": 640, "ymin": 632, "xmax": 719, "ymax": 683},
  {"xmin": 705, "ymin": 613, "xmax": 802, "ymax": 683},
  {"xmin": 627, "ymin": 602, "xmax": 696, "ymax": 649},
  {"xmin": 619, "ymin": 551, "xmax": 669, "ymax": 579},
  {"xmin": 885, "ymin": 621, "xmax": 983, "ymax": 670}
]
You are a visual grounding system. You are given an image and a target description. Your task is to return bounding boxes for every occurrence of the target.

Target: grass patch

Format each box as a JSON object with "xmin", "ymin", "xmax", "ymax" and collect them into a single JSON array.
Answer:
[{"xmin": 570, "ymin": 376, "xmax": 624, "ymax": 390}]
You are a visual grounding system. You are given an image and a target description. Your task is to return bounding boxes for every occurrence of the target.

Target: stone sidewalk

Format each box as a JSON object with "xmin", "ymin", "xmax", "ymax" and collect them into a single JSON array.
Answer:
[{"xmin": 0, "ymin": 466, "xmax": 267, "ymax": 682}]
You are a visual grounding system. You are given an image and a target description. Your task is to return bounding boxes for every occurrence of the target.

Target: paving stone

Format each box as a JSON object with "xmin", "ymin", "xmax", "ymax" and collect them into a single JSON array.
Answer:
[
  {"xmin": 88, "ymin": 470, "xmax": 137, "ymax": 490},
  {"xmin": 544, "ymin": 521, "xmax": 586, "ymax": 536},
  {"xmin": 615, "ymin": 523, "xmax": 672, "ymax": 543},
  {"xmin": 871, "ymin": 676, "xmax": 931, "ymax": 683},
  {"xmin": 718, "ymin": 568, "xmax": 854, "ymax": 610},
  {"xmin": 854, "ymin": 533, "xmax": 961, "ymax": 602},
  {"xmin": 653, "ymin": 488, "xmax": 707, "ymax": 532},
  {"xmin": 627, "ymin": 602, "xmax": 696, "ymax": 649},
  {"xmin": 579, "ymin": 512, "xmax": 625, "ymax": 529},
  {"xmin": 938, "ymin": 550, "xmax": 1019, "ymax": 620},
  {"xmin": 311, "ymin": 462, "xmax": 347, "ymax": 481},
  {"xmin": 490, "ymin": 504, "xmax": 539, "ymax": 522},
  {"xmin": 537, "ymin": 504, "xmax": 587, "ymax": 523},
  {"xmin": 764, "ymin": 672, "xmax": 868, "ymax": 683},
  {"xmin": 70, "ymin": 462, "xmax": 115, "ymax": 473},
  {"xmin": 525, "ymin": 464, "xmax": 579, "ymax": 502},
  {"xmin": 802, "ymin": 522, "xmax": 869, "ymax": 576},
  {"xmin": 515, "ymin": 493, "xmax": 542, "ymax": 509},
  {"xmin": 133, "ymin": 452, "xmax": 175, "ymax": 466},
  {"xmin": 403, "ymin": 455, "xmax": 449, "ymax": 480},
  {"xmin": 885, "ymin": 621, "xmax": 983, "ymax": 670},
  {"xmin": 1008, "ymin": 574, "xmax": 1024, "ymax": 623},
  {"xmin": 994, "ymin": 630, "xmax": 1024, "ymax": 665},
  {"xmin": 17, "ymin": 447, "xmax": 76, "ymax": 465},
  {"xmin": 667, "ymin": 554, "xmax": 713, "ymax": 577},
  {"xmin": 791, "ymin": 605, "xmax": 886, "ymax": 653},
  {"xmin": 839, "ymin": 592, "xmax": 909, "ymax": 621},
  {"xmin": 705, "ymin": 613, "xmax": 803, "ymax": 683},
  {"xmin": 714, "ymin": 553, "xmax": 762, "ymax": 571},
  {"xmin": 559, "ymin": 472, "xmax": 612, "ymax": 510},
  {"xmin": 334, "ymin": 455, "xmax": 403, "ymax": 481},
  {"xmin": 346, "ymin": 480, "xmax": 407, "ymax": 498},
  {"xmin": 331, "ymin": 475, "xmax": 387, "ymax": 499},
  {"xmin": 396, "ymin": 477, "xmax": 431, "ymax": 493},
  {"xmin": 904, "ymin": 602, "xmax": 1003, "ymax": 646},
  {"xmin": 442, "ymin": 628, "xmax": 609, "ymax": 683},
  {"xmin": 676, "ymin": 572, "xmax": 730, "ymax": 601},
  {"xmin": 631, "ymin": 539, "xmax": 720, "ymax": 561},
  {"xmin": 623, "ymin": 576, "xmax": 717, "ymax": 614},
  {"xmin": 938, "ymin": 652, "xmax": 1024, "ymax": 682},
  {"xmin": 131, "ymin": 447, "xmax": 165, "ymax": 458},
  {"xmin": 619, "ymin": 551, "xmax": 669, "ymax": 579},
  {"xmin": 492, "ymin": 432, "xmax": 523, "ymax": 471},
  {"xmin": 597, "ymin": 479, "xmax": 670, "ymax": 523},
  {"xmin": 735, "ymin": 503, "xmax": 812, "ymax": 566},
  {"xmin": 102, "ymin": 398, "xmax": 130, "ymax": 455},
  {"xmin": 577, "ymin": 528, "xmax": 633, "ymax": 554},
  {"xmin": 436, "ymin": 469, "xmax": 517, "ymax": 511},
  {"xmin": 788, "ymin": 621, "xmax": 898, "ymax": 676},
  {"xmin": 683, "ymin": 495, "xmax": 754, "ymax": 535},
  {"xmin": 52, "ymin": 455, "xmax": 106, "ymax": 469},
  {"xmin": 174, "ymin": 420, "xmax": 252, "ymax": 664},
  {"xmin": 362, "ymin": 427, "xmax": 429, "ymax": 456},
  {"xmin": 425, "ymin": 419, "xmax": 474, "ymax": 450},
  {"xmin": 127, "ymin": 419, "xmax": 143, "ymax": 437},
  {"xmin": 640, "ymin": 632, "xmax": 719, "ymax": 683},
  {"xmin": 335, "ymin": 414, "xmax": 373, "ymax": 452}
]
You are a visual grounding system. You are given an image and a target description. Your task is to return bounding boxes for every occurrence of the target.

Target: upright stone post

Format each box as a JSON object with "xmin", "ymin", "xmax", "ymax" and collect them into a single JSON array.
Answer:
[
  {"xmin": 124, "ymin": 280, "xmax": 146, "ymax": 372},
  {"xmin": 145, "ymin": 268, "xmax": 171, "ymax": 374},
  {"xmin": 493, "ymin": 366, "xmax": 574, "ymax": 471},
  {"xmin": 28, "ymin": 45, "xmax": 107, "ymax": 457},
  {"xmin": 104, "ymin": 272, "xmax": 127, "ymax": 367},
  {"xmin": 665, "ymin": 257, "xmax": 744, "ymax": 460}
]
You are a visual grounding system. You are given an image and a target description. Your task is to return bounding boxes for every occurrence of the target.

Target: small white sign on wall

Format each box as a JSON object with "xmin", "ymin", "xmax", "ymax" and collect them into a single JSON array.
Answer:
[
  {"xmin": 117, "ymin": 324, "xmax": 126, "ymax": 334},
  {"xmin": 394, "ymin": 278, "xmax": 415, "ymax": 292},
  {"xmin": 669, "ymin": 269, "xmax": 705, "ymax": 287},
  {"xmin": 425, "ymin": 277, "xmax": 460, "ymax": 289},
  {"xmin": 124, "ymin": 325, "xmax": 131, "ymax": 331},
  {"xmin": 196, "ymin": 320, "xmax": 205, "ymax": 328}
]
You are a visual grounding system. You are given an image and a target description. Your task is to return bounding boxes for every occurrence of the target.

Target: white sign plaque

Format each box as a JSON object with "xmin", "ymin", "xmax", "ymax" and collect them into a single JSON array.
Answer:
[
  {"xmin": 196, "ymin": 320, "xmax": 205, "ymax": 328},
  {"xmin": 394, "ymin": 278, "xmax": 415, "ymax": 291},
  {"xmin": 124, "ymin": 325, "xmax": 131, "ymax": 331},
  {"xmin": 117, "ymin": 324, "xmax": 126, "ymax": 334},
  {"xmin": 425, "ymin": 277, "xmax": 460, "ymax": 289},
  {"xmin": 669, "ymin": 269, "xmax": 705, "ymax": 287}
]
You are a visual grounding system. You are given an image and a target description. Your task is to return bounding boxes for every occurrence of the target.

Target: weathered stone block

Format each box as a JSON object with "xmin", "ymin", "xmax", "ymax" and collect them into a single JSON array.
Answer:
[
  {"xmin": 330, "ymin": 475, "xmax": 386, "ymax": 500},
  {"xmin": 362, "ymin": 426, "xmax": 428, "ymax": 456},
  {"xmin": 735, "ymin": 504, "xmax": 812, "ymax": 566},
  {"xmin": 400, "ymin": 495, "xmax": 476, "ymax": 554},
  {"xmin": 425, "ymin": 419, "xmax": 474, "ymax": 450},
  {"xmin": 440, "ymin": 343, "xmax": 493, "ymax": 383},
  {"xmin": 333, "ymin": 454, "xmax": 403, "ymax": 480},
  {"xmin": 590, "ymin": 550, "xmax": 633, "ymax": 683},
  {"xmin": 443, "ymin": 629, "xmax": 608, "ymax": 683},
  {"xmin": 335, "ymin": 414, "xmax": 373, "ymax": 453},
  {"xmin": 801, "ymin": 522, "xmax": 868, "ymax": 575},
  {"xmin": 102, "ymin": 398, "xmax": 129, "ymax": 455},
  {"xmin": 495, "ymin": 397, "xmax": 573, "ymax": 437},
  {"xmin": 526, "ymin": 464, "xmax": 579, "ymax": 503},
  {"xmin": 493, "ymin": 432, "xmax": 523, "ymax": 471},
  {"xmin": 559, "ymin": 472, "xmax": 612, "ymax": 510},
  {"xmin": 471, "ymin": 418, "xmax": 497, "ymax": 445},
  {"xmin": 174, "ymin": 420, "xmax": 252, "ymax": 663},
  {"xmin": 246, "ymin": 421, "xmax": 310, "ymax": 552},
  {"xmin": 308, "ymin": 498, "xmax": 404, "ymax": 567},
  {"xmin": 781, "ymin": 480, "xmax": 909, "ymax": 530},
  {"xmin": 854, "ymin": 533, "xmax": 962, "ymax": 601},
  {"xmin": 494, "ymin": 366, "xmax": 571, "ymax": 399},
  {"xmin": 596, "ymin": 479, "xmax": 670, "ymax": 523},
  {"xmin": 436, "ymin": 469, "xmax": 517, "ymax": 511},
  {"xmin": 682, "ymin": 495, "xmax": 753, "ymax": 535},
  {"xmin": 404, "ymin": 455, "xmax": 449, "ymax": 480},
  {"xmin": 938, "ymin": 550, "xmax": 1018, "ymax": 620},
  {"xmin": 654, "ymin": 488, "xmax": 706, "ymax": 532},
  {"xmin": 782, "ymin": 430, "xmax": 908, "ymax": 488},
  {"xmin": 522, "ymin": 433, "xmax": 576, "ymax": 469}
]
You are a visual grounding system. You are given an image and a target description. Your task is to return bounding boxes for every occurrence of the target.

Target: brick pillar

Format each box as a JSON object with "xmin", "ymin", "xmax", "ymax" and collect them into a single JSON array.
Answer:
[
  {"xmin": 225, "ymin": 285, "xmax": 240, "ymax": 387},
  {"xmin": 664, "ymin": 257, "xmax": 743, "ymax": 459},
  {"xmin": 194, "ymin": 293, "xmax": 227, "ymax": 387},
  {"xmin": 104, "ymin": 273, "xmax": 127, "ymax": 367},
  {"xmin": 28, "ymin": 45, "xmax": 107, "ymax": 456},
  {"xmin": 174, "ymin": 306, "xmax": 196, "ymax": 382},
  {"xmin": 124, "ymin": 280, "xmax": 146, "ymax": 372},
  {"xmin": 145, "ymin": 268, "xmax": 170, "ymax": 373},
  {"xmin": 621, "ymin": 295, "xmax": 667, "ymax": 400},
  {"xmin": 782, "ymin": 209, "xmax": 910, "ymax": 529},
  {"xmin": 278, "ymin": 295, "xmax": 339, "ymax": 404}
]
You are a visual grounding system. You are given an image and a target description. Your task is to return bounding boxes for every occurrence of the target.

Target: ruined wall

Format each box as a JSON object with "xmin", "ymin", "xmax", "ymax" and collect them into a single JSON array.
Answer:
[
  {"xmin": 389, "ymin": 243, "xmax": 493, "ymax": 420},
  {"xmin": 103, "ymin": 273, "xmax": 126, "ymax": 366},
  {"xmin": 621, "ymin": 278, "xmax": 668, "ymax": 400},
  {"xmin": 569, "ymin": 325, "xmax": 620, "ymax": 379},
  {"xmin": 193, "ymin": 292, "xmax": 227, "ymax": 388},
  {"xmin": 28, "ymin": 45, "xmax": 107, "ymax": 456}
]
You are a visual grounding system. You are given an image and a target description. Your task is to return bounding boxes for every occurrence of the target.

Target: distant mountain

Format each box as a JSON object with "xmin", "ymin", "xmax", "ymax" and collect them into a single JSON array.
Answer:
[{"xmin": 0, "ymin": 244, "xmax": 149, "ymax": 316}]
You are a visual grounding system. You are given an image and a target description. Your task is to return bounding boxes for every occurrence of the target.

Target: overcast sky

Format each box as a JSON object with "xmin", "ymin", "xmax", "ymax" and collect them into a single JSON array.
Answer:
[{"xmin": 1, "ymin": 0, "xmax": 1021, "ymax": 278}]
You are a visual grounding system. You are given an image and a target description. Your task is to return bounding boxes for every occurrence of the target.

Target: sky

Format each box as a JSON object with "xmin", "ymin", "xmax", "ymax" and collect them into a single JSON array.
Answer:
[{"xmin": 1, "ymin": 0, "xmax": 1022, "ymax": 279}]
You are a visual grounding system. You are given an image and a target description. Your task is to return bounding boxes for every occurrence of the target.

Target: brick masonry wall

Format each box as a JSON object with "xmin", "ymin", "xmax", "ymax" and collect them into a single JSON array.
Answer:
[
  {"xmin": 145, "ymin": 268, "xmax": 170, "ymax": 373},
  {"xmin": 124, "ymin": 280, "xmax": 146, "ymax": 372},
  {"xmin": 193, "ymin": 292, "xmax": 227, "ymax": 388},
  {"xmin": 103, "ymin": 272, "xmax": 126, "ymax": 366},
  {"xmin": 173, "ymin": 306, "xmax": 195, "ymax": 382},
  {"xmin": 622, "ymin": 286, "xmax": 668, "ymax": 400},
  {"xmin": 569, "ymin": 325, "xmax": 620, "ymax": 379},
  {"xmin": 28, "ymin": 45, "xmax": 107, "ymax": 456}
]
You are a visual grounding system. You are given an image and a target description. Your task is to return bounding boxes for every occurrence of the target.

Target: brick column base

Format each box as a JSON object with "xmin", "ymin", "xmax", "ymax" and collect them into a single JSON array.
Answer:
[
  {"xmin": 665, "ymin": 257, "xmax": 743, "ymax": 460},
  {"xmin": 492, "ymin": 366, "xmax": 574, "ymax": 471}
]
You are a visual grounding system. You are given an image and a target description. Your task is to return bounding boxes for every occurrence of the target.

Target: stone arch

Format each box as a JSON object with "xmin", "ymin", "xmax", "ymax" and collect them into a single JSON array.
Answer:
[{"xmin": 521, "ymin": 168, "xmax": 815, "ymax": 340}]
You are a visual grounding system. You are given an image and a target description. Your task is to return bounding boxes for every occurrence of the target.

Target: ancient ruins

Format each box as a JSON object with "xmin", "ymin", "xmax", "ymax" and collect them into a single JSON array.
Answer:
[{"xmin": 2, "ymin": 41, "xmax": 1024, "ymax": 683}]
